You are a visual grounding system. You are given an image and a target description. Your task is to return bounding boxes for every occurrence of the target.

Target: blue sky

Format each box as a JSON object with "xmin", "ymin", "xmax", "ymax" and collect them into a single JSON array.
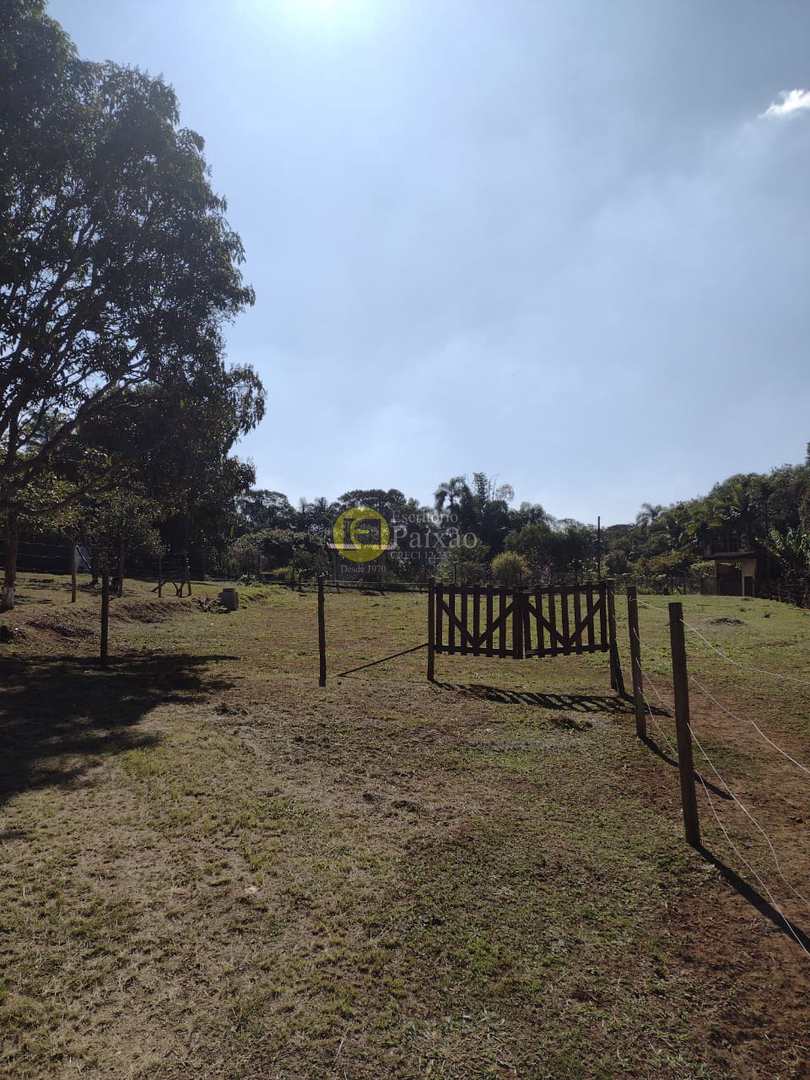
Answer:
[{"xmin": 51, "ymin": 0, "xmax": 810, "ymax": 523}]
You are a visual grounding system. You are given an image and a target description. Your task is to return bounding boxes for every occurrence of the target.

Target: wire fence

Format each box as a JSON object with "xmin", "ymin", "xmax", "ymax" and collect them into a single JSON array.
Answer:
[{"xmin": 631, "ymin": 597, "xmax": 810, "ymax": 957}]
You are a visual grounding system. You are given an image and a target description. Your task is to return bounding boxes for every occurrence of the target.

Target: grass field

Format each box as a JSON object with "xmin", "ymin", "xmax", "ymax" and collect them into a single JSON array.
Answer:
[{"xmin": 1, "ymin": 573, "xmax": 809, "ymax": 1079}]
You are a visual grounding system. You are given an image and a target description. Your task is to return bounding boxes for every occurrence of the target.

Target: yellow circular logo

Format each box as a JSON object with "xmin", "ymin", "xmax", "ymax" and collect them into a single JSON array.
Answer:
[{"xmin": 333, "ymin": 506, "xmax": 390, "ymax": 563}]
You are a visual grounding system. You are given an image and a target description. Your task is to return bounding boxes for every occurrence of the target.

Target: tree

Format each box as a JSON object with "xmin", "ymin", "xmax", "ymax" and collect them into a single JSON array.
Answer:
[
  {"xmin": 236, "ymin": 490, "xmax": 297, "ymax": 533},
  {"xmin": 507, "ymin": 520, "xmax": 595, "ymax": 583},
  {"xmin": 77, "ymin": 477, "xmax": 162, "ymax": 593},
  {"xmin": 74, "ymin": 364, "xmax": 264, "ymax": 579},
  {"xmin": 1, "ymin": 1, "xmax": 254, "ymax": 603},
  {"xmin": 297, "ymin": 497, "xmax": 336, "ymax": 537},
  {"xmin": 434, "ymin": 476, "xmax": 470, "ymax": 513},
  {"xmin": 766, "ymin": 527, "xmax": 810, "ymax": 605},
  {"xmin": 439, "ymin": 539, "xmax": 490, "ymax": 585},
  {"xmin": 635, "ymin": 503, "xmax": 664, "ymax": 528}
]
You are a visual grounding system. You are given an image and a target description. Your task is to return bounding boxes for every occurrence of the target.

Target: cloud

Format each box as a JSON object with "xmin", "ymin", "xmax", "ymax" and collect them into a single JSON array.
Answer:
[{"xmin": 760, "ymin": 88, "xmax": 810, "ymax": 119}]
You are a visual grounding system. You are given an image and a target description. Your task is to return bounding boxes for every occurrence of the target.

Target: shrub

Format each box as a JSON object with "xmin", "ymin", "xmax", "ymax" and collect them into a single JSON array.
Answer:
[{"xmin": 491, "ymin": 551, "xmax": 530, "ymax": 587}]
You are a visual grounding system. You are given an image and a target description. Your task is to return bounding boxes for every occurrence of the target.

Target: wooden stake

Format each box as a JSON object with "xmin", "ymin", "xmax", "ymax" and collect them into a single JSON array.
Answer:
[
  {"xmin": 317, "ymin": 574, "xmax": 327, "ymax": 687},
  {"xmin": 627, "ymin": 586, "xmax": 645, "ymax": 738},
  {"xmin": 427, "ymin": 578, "xmax": 436, "ymax": 681},
  {"xmin": 668, "ymin": 601, "xmax": 701, "ymax": 847},
  {"xmin": 606, "ymin": 581, "xmax": 626, "ymax": 696},
  {"xmin": 157, "ymin": 552, "xmax": 163, "ymax": 598},
  {"xmin": 100, "ymin": 571, "xmax": 110, "ymax": 668}
]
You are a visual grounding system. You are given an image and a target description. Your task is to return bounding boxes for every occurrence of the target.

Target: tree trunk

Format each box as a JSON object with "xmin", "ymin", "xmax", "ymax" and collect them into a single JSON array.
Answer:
[
  {"xmin": 1, "ymin": 508, "xmax": 19, "ymax": 611},
  {"xmin": 116, "ymin": 538, "xmax": 126, "ymax": 597}
]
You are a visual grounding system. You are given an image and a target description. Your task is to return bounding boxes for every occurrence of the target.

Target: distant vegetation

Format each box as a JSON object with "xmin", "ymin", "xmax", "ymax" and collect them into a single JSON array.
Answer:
[{"xmin": 229, "ymin": 452, "xmax": 810, "ymax": 604}]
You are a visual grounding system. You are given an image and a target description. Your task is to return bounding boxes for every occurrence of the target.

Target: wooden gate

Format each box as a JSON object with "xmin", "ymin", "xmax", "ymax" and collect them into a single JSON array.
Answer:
[{"xmin": 427, "ymin": 580, "xmax": 624, "ymax": 693}]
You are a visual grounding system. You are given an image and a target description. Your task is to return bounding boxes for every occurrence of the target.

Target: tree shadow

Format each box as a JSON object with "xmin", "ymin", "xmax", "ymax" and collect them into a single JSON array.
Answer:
[
  {"xmin": 697, "ymin": 844, "xmax": 810, "ymax": 951},
  {"xmin": 434, "ymin": 681, "xmax": 644, "ymax": 715},
  {"xmin": 641, "ymin": 735, "xmax": 732, "ymax": 800},
  {"xmin": 0, "ymin": 651, "xmax": 237, "ymax": 807}
]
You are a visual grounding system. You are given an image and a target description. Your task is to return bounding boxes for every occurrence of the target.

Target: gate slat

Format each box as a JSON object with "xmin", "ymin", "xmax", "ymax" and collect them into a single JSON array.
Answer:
[
  {"xmin": 573, "ymin": 588, "xmax": 583, "ymax": 654},
  {"xmin": 473, "ymin": 588, "xmax": 481, "ymax": 656},
  {"xmin": 536, "ymin": 588, "xmax": 545, "ymax": 657},
  {"xmin": 586, "ymin": 584, "xmax": 595, "ymax": 650},
  {"xmin": 547, "ymin": 587, "xmax": 557, "ymax": 656},
  {"xmin": 460, "ymin": 587, "xmax": 469, "ymax": 655},
  {"xmin": 486, "ymin": 588, "xmax": 494, "ymax": 656},
  {"xmin": 498, "ymin": 588, "xmax": 507, "ymax": 657},
  {"xmin": 598, "ymin": 581, "xmax": 608, "ymax": 650},
  {"xmin": 560, "ymin": 588, "xmax": 571, "ymax": 655},
  {"xmin": 512, "ymin": 589, "xmax": 523, "ymax": 659},
  {"xmin": 522, "ymin": 588, "xmax": 532, "ymax": 656},
  {"xmin": 436, "ymin": 583, "xmax": 444, "ymax": 652},
  {"xmin": 448, "ymin": 586, "xmax": 456, "ymax": 654}
]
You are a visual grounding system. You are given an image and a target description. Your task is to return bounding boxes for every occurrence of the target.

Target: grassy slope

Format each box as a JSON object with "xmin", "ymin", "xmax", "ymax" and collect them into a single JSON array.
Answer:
[{"xmin": 0, "ymin": 575, "xmax": 808, "ymax": 1079}]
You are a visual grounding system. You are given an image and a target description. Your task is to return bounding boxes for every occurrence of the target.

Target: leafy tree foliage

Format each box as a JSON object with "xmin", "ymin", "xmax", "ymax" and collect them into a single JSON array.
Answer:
[{"xmin": 1, "ymin": 1, "xmax": 261, "ymax": 603}]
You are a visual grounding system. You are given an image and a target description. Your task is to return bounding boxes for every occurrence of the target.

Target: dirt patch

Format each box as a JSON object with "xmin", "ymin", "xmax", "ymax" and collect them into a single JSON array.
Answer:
[
  {"xmin": 26, "ymin": 614, "xmax": 95, "ymax": 639},
  {"xmin": 710, "ymin": 616, "xmax": 745, "ymax": 626},
  {"xmin": 113, "ymin": 598, "xmax": 195, "ymax": 623}
]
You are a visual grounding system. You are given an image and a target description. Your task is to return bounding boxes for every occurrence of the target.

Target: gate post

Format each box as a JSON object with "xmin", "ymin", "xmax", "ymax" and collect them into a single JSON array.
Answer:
[
  {"xmin": 606, "ymin": 581, "xmax": 626, "ymax": 696},
  {"xmin": 427, "ymin": 578, "xmax": 436, "ymax": 682},
  {"xmin": 626, "ymin": 586, "xmax": 645, "ymax": 738},
  {"xmin": 668, "ymin": 601, "xmax": 701, "ymax": 847}
]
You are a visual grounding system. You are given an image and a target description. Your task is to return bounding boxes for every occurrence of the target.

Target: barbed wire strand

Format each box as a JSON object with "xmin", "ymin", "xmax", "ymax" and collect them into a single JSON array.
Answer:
[
  {"xmin": 637, "ymin": 658, "xmax": 810, "ymax": 948},
  {"xmin": 685, "ymin": 708, "xmax": 810, "ymax": 918},
  {"xmin": 628, "ymin": 625, "xmax": 679, "ymax": 760},
  {"xmin": 644, "ymin": 661, "xmax": 810, "ymax": 909},
  {"xmin": 687, "ymin": 668, "xmax": 810, "ymax": 779},
  {"xmin": 633, "ymin": 602, "xmax": 810, "ymax": 777},
  {"xmin": 635, "ymin": 596, "xmax": 810, "ymax": 689},
  {"xmin": 690, "ymin": 755, "xmax": 810, "ymax": 958},
  {"xmin": 683, "ymin": 615, "xmax": 810, "ymax": 689}
]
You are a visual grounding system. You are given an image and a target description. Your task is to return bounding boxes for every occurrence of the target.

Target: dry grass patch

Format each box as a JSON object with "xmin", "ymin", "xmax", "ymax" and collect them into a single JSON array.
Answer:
[{"xmin": 0, "ymin": 576, "xmax": 808, "ymax": 1077}]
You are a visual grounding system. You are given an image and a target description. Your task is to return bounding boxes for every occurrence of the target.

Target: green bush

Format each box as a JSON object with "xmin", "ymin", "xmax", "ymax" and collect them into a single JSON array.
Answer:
[{"xmin": 491, "ymin": 551, "xmax": 530, "ymax": 587}]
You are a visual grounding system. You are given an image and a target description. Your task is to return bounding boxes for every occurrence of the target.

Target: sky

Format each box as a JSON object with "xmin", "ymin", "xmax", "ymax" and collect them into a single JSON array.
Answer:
[{"xmin": 51, "ymin": 0, "xmax": 810, "ymax": 524}]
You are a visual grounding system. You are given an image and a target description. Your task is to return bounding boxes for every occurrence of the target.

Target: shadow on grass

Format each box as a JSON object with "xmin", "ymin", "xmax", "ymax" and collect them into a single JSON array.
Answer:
[
  {"xmin": 641, "ymin": 735, "xmax": 733, "ymax": 801},
  {"xmin": 698, "ymin": 844, "xmax": 810, "ymax": 951},
  {"xmin": 435, "ymin": 681, "xmax": 642, "ymax": 714},
  {"xmin": 0, "ymin": 651, "xmax": 237, "ymax": 807}
]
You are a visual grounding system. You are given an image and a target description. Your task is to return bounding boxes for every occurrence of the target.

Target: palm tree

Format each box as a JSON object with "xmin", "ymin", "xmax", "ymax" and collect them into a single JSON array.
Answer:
[
  {"xmin": 635, "ymin": 503, "xmax": 664, "ymax": 528},
  {"xmin": 434, "ymin": 476, "xmax": 470, "ymax": 512}
]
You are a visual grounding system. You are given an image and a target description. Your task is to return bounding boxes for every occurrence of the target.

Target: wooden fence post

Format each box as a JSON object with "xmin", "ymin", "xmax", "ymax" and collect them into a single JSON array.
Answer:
[
  {"xmin": 627, "ymin": 586, "xmax": 645, "ymax": 738},
  {"xmin": 70, "ymin": 542, "xmax": 78, "ymax": 604},
  {"xmin": 668, "ymin": 601, "xmax": 701, "ymax": 847},
  {"xmin": 100, "ymin": 570, "xmax": 110, "ymax": 668},
  {"xmin": 317, "ymin": 574, "xmax": 327, "ymax": 687},
  {"xmin": 606, "ymin": 581, "xmax": 626, "ymax": 696},
  {"xmin": 427, "ymin": 577, "xmax": 436, "ymax": 681},
  {"xmin": 157, "ymin": 552, "xmax": 163, "ymax": 598}
]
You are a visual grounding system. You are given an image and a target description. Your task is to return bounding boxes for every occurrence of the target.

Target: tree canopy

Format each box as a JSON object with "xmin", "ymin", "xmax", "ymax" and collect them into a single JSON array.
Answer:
[
  {"xmin": 0, "ymin": 0, "xmax": 263, "ymax": 605},
  {"xmin": 1, "ymin": 0, "xmax": 254, "ymax": 504}
]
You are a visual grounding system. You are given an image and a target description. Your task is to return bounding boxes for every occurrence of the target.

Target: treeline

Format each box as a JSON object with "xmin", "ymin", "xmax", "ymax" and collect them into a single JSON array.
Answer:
[
  {"xmin": 228, "ymin": 452, "xmax": 810, "ymax": 602},
  {"xmin": 0, "ymin": 2, "xmax": 263, "ymax": 608}
]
